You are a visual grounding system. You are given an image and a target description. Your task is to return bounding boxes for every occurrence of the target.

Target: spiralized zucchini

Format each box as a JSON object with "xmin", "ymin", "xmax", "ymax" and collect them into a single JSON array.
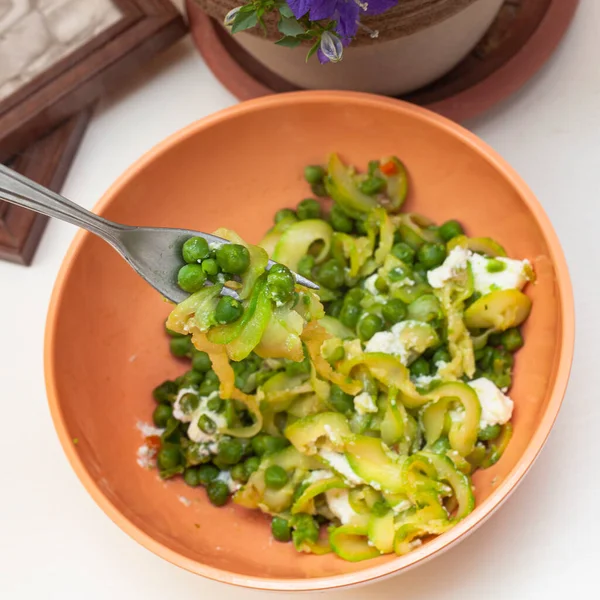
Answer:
[{"xmin": 147, "ymin": 154, "xmax": 534, "ymax": 562}]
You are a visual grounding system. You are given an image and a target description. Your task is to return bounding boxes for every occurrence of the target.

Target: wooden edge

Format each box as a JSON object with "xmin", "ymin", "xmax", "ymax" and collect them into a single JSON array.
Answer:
[
  {"xmin": 0, "ymin": 0, "xmax": 187, "ymax": 163},
  {"xmin": 0, "ymin": 109, "xmax": 93, "ymax": 265}
]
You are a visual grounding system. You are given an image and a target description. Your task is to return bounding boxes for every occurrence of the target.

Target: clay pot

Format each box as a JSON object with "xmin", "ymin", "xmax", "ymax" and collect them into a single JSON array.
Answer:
[{"xmin": 189, "ymin": 0, "xmax": 504, "ymax": 95}]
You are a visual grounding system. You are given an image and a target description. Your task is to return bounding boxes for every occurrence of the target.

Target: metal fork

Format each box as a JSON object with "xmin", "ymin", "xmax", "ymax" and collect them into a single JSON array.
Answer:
[{"xmin": 0, "ymin": 164, "xmax": 318, "ymax": 303}]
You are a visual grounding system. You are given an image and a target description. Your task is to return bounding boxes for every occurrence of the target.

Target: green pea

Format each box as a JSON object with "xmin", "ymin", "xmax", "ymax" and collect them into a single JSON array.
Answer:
[
  {"xmin": 326, "ymin": 298, "xmax": 344, "ymax": 318},
  {"xmin": 178, "ymin": 264, "xmax": 207, "ymax": 293},
  {"xmin": 382, "ymin": 298, "xmax": 407, "ymax": 324},
  {"xmin": 297, "ymin": 255, "xmax": 315, "ymax": 279},
  {"xmin": 216, "ymin": 243, "xmax": 250, "ymax": 275},
  {"xmin": 486, "ymin": 258, "xmax": 506, "ymax": 273},
  {"xmin": 201, "ymin": 258, "xmax": 219, "ymax": 276},
  {"xmin": 330, "ymin": 384, "xmax": 354, "ymax": 414},
  {"xmin": 438, "ymin": 220, "xmax": 464, "ymax": 242},
  {"xmin": 244, "ymin": 456, "xmax": 261, "ymax": 478},
  {"xmin": 152, "ymin": 404, "xmax": 172, "ymax": 428},
  {"xmin": 157, "ymin": 446, "xmax": 181, "ymax": 470},
  {"xmin": 207, "ymin": 396, "xmax": 224, "ymax": 413},
  {"xmin": 491, "ymin": 348, "xmax": 514, "ymax": 373},
  {"xmin": 251, "ymin": 434, "xmax": 289, "ymax": 456},
  {"xmin": 203, "ymin": 370, "xmax": 219, "ymax": 386},
  {"xmin": 215, "ymin": 296, "xmax": 243, "ymax": 324},
  {"xmin": 179, "ymin": 392, "xmax": 200, "ymax": 415},
  {"xmin": 207, "ymin": 480, "xmax": 229, "ymax": 506},
  {"xmin": 391, "ymin": 242, "xmax": 416, "ymax": 265},
  {"xmin": 357, "ymin": 313, "xmax": 384, "ymax": 341},
  {"xmin": 267, "ymin": 264, "xmax": 296, "ymax": 304},
  {"xmin": 479, "ymin": 424, "xmax": 502, "ymax": 441},
  {"xmin": 316, "ymin": 259, "xmax": 345, "ymax": 290},
  {"xmin": 417, "ymin": 243, "xmax": 447, "ymax": 269},
  {"xmin": 501, "ymin": 328, "xmax": 524, "ymax": 352},
  {"xmin": 181, "ymin": 370, "xmax": 204, "ymax": 388},
  {"xmin": 330, "ymin": 204, "xmax": 354, "ymax": 233},
  {"xmin": 182, "ymin": 236, "xmax": 210, "ymax": 263},
  {"xmin": 358, "ymin": 176, "xmax": 386, "ymax": 196},
  {"xmin": 183, "ymin": 467, "xmax": 200, "ymax": 487},
  {"xmin": 355, "ymin": 217, "xmax": 368, "ymax": 236},
  {"xmin": 199, "ymin": 379, "xmax": 219, "ymax": 396},
  {"xmin": 271, "ymin": 516, "xmax": 292, "ymax": 542},
  {"xmin": 297, "ymin": 198, "xmax": 321, "ymax": 220},
  {"xmin": 432, "ymin": 347, "xmax": 452, "ymax": 365},
  {"xmin": 339, "ymin": 302, "xmax": 361, "ymax": 329},
  {"xmin": 231, "ymin": 463, "xmax": 248, "ymax": 483},
  {"xmin": 304, "ymin": 165, "xmax": 325, "ymax": 184},
  {"xmin": 152, "ymin": 380, "xmax": 178, "ymax": 404},
  {"xmin": 192, "ymin": 351, "xmax": 212, "ymax": 373},
  {"xmin": 265, "ymin": 465, "xmax": 288, "ymax": 490},
  {"xmin": 476, "ymin": 346, "xmax": 495, "ymax": 370},
  {"xmin": 197, "ymin": 463, "xmax": 219, "ymax": 486},
  {"xmin": 410, "ymin": 357, "xmax": 430, "ymax": 377},
  {"xmin": 412, "ymin": 263, "xmax": 428, "ymax": 283},
  {"xmin": 275, "ymin": 208, "xmax": 296, "ymax": 224},
  {"xmin": 310, "ymin": 182, "xmax": 327, "ymax": 197},
  {"xmin": 198, "ymin": 414, "xmax": 216, "ymax": 434},
  {"xmin": 217, "ymin": 438, "xmax": 244, "ymax": 465},
  {"xmin": 169, "ymin": 335, "xmax": 192, "ymax": 357},
  {"xmin": 388, "ymin": 266, "xmax": 411, "ymax": 283}
]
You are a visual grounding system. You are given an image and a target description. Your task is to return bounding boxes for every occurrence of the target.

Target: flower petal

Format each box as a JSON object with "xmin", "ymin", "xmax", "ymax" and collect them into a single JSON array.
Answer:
[
  {"xmin": 285, "ymin": 0, "xmax": 312, "ymax": 19},
  {"xmin": 309, "ymin": 0, "xmax": 338, "ymax": 21},
  {"xmin": 334, "ymin": 2, "xmax": 359, "ymax": 38}
]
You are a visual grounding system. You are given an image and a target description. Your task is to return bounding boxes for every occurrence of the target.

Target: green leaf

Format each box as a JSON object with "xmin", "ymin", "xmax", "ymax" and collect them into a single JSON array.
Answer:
[
  {"xmin": 306, "ymin": 38, "xmax": 320, "ymax": 62},
  {"xmin": 278, "ymin": 2, "xmax": 294, "ymax": 18},
  {"xmin": 275, "ymin": 35, "xmax": 302, "ymax": 48},
  {"xmin": 231, "ymin": 8, "xmax": 258, "ymax": 33},
  {"xmin": 278, "ymin": 15, "xmax": 305, "ymax": 37}
]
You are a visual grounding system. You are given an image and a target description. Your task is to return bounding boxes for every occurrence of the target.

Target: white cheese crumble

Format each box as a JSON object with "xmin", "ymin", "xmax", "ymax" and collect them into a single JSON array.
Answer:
[
  {"xmin": 468, "ymin": 377, "xmax": 514, "ymax": 429},
  {"xmin": 364, "ymin": 320, "xmax": 427, "ymax": 365},
  {"xmin": 354, "ymin": 391, "xmax": 378, "ymax": 415},
  {"xmin": 325, "ymin": 489, "xmax": 358, "ymax": 525},
  {"xmin": 306, "ymin": 469, "xmax": 334, "ymax": 483},
  {"xmin": 323, "ymin": 424, "xmax": 342, "ymax": 445},
  {"xmin": 412, "ymin": 374, "xmax": 438, "ymax": 387},
  {"xmin": 318, "ymin": 449, "xmax": 364, "ymax": 485},
  {"xmin": 363, "ymin": 274, "xmax": 379, "ymax": 296},
  {"xmin": 136, "ymin": 421, "xmax": 164, "ymax": 437},
  {"xmin": 173, "ymin": 390, "xmax": 227, "ymax": 445},
  {"xmin": 427, "ymin": 247, "xmax": 532, "ymax": 295},
  {"xmin": 390, "ymin": 498, "xmax": 412, "ymax": 513},
  {"xmin": 469, "ymin": 253, "xmax": 531, "ymax": 295},
  {"xmin": 136, "ymin": 444, "xmax": 157, "ymax": 469},
  {"xmin": 427, "ymin": 246, "xmax": 471, "ymax": 288},
  {"xmin": 178, "ymin": 496, "xmax": 192, "ymax": 507},
  {"xmin": 172, "ymin": 387, "xmax": 200, "ymax": 422},
  {"xmin": 216, "ymin": 470, "xmax": 242, "ymax": 493}
]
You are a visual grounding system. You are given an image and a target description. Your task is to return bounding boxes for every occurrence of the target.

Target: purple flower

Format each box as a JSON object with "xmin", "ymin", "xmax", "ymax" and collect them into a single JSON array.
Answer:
[{"xmin": 286, "ymin": 0, "xmax": 397, "ymax": 39}]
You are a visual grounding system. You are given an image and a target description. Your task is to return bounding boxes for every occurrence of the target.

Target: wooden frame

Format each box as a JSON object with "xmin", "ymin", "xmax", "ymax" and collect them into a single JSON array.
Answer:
[
  {"xmin": 0, "ymin": 111, "xmax": 93, "ymax": 265},
  {"xmin": 0, "ymin": 0, "xmax": 187, "ymax": 162}
]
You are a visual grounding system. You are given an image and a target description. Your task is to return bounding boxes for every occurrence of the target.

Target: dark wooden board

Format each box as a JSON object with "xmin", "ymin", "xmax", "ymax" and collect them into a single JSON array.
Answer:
[
  {"xmin": 0, "ymin": 0, "xmax": 187, "ymax": 163},
  {"xmin": 0, "ymin": 110, "xmax": 93, "ymax": 265}
]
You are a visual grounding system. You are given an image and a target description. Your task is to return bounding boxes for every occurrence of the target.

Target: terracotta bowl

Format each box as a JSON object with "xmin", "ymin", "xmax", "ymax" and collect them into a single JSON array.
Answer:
[{"xmin": 45, "ymin": 92, "xmax": 574, "ymax": 591}]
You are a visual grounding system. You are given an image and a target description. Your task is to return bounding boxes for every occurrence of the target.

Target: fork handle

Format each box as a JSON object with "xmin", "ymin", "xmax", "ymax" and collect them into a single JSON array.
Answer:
[{"xmin": 0, "ymin": 164, "xmax": 124, "ymax": 242}]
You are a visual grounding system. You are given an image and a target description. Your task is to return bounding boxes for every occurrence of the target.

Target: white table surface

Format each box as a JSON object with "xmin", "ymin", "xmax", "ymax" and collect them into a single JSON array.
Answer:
[{"xmin": 1, "ymin": 2, "xmax": 598, "ymax": 597}]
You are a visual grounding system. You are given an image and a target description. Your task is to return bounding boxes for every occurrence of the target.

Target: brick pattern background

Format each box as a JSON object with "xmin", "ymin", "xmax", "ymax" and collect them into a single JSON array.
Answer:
[{"xmin": 0, "ymin": 0, "xmax": 123, "ymax": 101}]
